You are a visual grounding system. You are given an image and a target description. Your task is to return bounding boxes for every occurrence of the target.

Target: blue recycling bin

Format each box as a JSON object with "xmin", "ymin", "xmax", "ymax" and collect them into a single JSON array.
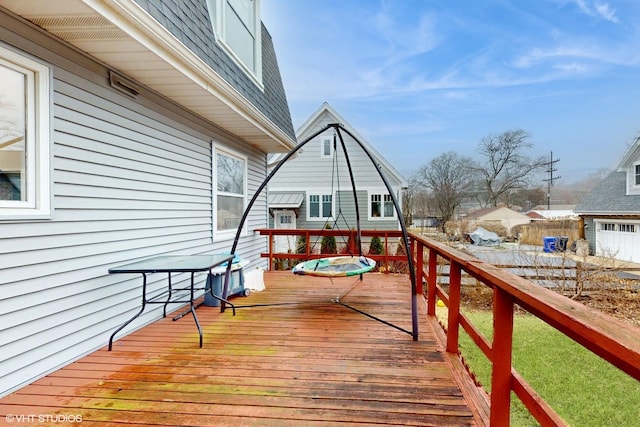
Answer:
[
  {"xmin": 543, "ymin": 236, "xmax": 556, "ymax": 253},
  {"xmin": 204, "ymin": 255, "xmax": 248, "ymax": 307}
]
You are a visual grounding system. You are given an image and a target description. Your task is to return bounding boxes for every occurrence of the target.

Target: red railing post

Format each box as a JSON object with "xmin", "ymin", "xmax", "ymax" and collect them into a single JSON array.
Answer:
[
  {"xmin": 267, "ymin": 231, "xmax": 274, "ymax": 271},
  {"xmin": 446, "ymin": 261, "xmax": 462, "ymax": 353},
  {"xmin": 415, "ymin": 240, "xmax": 424, "ymax": 295},
  {"xmin": 349, "ymin": 228, "xmax": 356, "ymax": 254},
  {"xmin": 491, "ymin": 287, "xmax": 515, "ymax": 426},
  {"xmin": 384, "ymin": 232, "xmax": 389, "ymax": 269},
  {"xmin": 427, "ymin": 247, "xmax": 437, "ymax": 316}
]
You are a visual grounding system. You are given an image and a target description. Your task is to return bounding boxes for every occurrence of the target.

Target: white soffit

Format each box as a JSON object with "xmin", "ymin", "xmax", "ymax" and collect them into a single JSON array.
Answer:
[{"xmin": 0, "ymin": 0, "xmax": 295, "ymax": 153}]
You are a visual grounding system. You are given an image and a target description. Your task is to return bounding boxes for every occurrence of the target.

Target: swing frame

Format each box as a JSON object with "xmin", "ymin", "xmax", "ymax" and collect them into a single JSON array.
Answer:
[{"xmin": 226, "ymin": 122, "xmax": 419, "ymax": 341}]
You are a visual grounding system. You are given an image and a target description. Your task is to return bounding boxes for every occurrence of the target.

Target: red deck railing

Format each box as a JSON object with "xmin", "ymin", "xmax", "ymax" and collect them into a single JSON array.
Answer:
[
  {"xmin": 256, "ymin": 228, "xmax": 640, "ymax": 426},
  {"xmin": 256, "ymin": 228, "xmax": 407, "ymax": 270}
]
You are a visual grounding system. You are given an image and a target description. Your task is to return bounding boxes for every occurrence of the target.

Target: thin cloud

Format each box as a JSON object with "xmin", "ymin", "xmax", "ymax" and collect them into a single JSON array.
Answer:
[
  {"xmin": 565, "ymin": 0, "xmax": 619, "ymax": 23},
  {"xmin": 594, "ymin": 2, "xmax": 619, "ymax": 23}
]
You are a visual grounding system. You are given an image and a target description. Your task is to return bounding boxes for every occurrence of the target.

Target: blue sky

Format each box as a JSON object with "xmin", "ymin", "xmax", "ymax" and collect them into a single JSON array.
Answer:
[{"xmin": 261, "ymin": 0, "xmax": 640, "ymax": 184}]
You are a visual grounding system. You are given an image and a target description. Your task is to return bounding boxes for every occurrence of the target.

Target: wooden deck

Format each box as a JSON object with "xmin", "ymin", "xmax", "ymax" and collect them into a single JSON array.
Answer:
[{"xmin": 0, "ymin": 272, "xmax": 479, "ymax": 426}]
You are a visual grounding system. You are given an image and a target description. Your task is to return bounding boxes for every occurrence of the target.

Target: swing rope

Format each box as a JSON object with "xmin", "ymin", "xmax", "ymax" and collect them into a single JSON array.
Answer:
[{"xmin": 308, "ymin": 131, "xmax": 358, "ymax": 259}]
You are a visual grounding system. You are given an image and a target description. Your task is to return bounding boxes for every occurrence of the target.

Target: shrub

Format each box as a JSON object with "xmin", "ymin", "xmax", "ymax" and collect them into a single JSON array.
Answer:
[
  {"xmin": 296, "ymin": 235, "xmax": 306, "ymax": 254},
  {"xmin": 320, "ymin": 224, "xmax": 337, "ymax": 254},
  {"xmin": 369, "ymin": 235, "xmax": 384, "ymax": 255}
]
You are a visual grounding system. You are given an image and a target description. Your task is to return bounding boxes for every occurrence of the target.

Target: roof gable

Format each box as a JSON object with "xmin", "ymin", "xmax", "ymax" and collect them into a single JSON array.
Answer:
[
  {"xmin": 295, "ymin": 103, "xmax": 407, "ymax": 187},
  {"xmin": 615, "ymin": 136, "xmax": 640, "ymax": 171}
]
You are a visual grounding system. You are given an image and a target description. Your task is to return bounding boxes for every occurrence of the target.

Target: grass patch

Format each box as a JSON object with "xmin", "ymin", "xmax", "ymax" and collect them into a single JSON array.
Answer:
[{"xmin": 456, "ymin": 310, "xmax": 640, "ymax": 426}]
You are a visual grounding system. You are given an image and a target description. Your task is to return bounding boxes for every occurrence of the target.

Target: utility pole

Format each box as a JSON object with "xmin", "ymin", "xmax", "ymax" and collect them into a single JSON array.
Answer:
[{"xmin": 543, "ymin": 151, "xmax": 561, "ymax": 210}]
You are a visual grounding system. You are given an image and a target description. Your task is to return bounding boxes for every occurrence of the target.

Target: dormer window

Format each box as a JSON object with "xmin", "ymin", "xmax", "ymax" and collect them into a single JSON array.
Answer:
[
  {"xmin": 207, "ymin": 0, "xmax": 263, "ymax": 86},
  {"xmin": 635, "ymin": 164, "xmax": 640, "ymax": 186}
]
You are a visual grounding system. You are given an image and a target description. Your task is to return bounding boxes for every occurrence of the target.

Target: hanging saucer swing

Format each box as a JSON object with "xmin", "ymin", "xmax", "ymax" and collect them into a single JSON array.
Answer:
[
  {"xmin": 226, "ymin": 122, "xmax": 419, "ymax": 341},
  {"xmin": 290, "ymin": 128, "xmax": 376, "ymax": 279},
  {"xmin": 292, "ymin": 255, "xmax": 376, "ymax": 277}
]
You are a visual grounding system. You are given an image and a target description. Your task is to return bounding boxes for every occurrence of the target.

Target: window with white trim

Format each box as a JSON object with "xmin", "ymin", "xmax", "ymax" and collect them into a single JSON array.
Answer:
[
  {"xmin": 215, "ymin": 148, "xmax": 246, "ymax": 234},
  {"xmin": 308, "ymin": 193, "xmax": 332, "ymax": 219},
  {"xmin": 635, "ymin": 164, "xmax": 640, "ymax": 186},
  {"xmin": 206, "ymin": 0, "xmax": 263, "ymax": 85},
  {"xmin": 320, "ymin": 135, "xmax": 333, "ymax": 158},
  {"xmin": 0, "ymin": 45, "xmax": 50, "ymax": 219},
  {"xmin": 370, "ymin": 193, "xmax": 395, "ymax": 219},
  {"xmin": 601, "ymin": 223, "xmax": 616, "ymax": 231}
]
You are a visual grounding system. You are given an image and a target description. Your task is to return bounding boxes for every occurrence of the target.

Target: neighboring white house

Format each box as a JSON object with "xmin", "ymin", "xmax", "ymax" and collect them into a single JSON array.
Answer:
[
  {"xmin": 0, "ymin": 0, "xmax": 296, "ymax": 397},
  {"xmin": 575, "ymin": 138, "xmax": 640, "ymax": 263},
  {"xmin": 266, "ymin": 102, "xmax": 407, "ymax": 253}
]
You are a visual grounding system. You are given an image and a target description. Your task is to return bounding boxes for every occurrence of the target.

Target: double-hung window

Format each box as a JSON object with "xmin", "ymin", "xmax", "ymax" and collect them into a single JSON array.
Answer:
[
  {"xmin": 215, "ymin": 148, "xmax": 246, "ymax": 236},
  {"xmin": 635, "ymin": 164, "xmax": 640, "ymax": 186},
  {"xmin": 207, "ymin": 0, "xmax": 262, "ymax": 85},
  {"xmin": 308, "ymin": 193, "xmax": 332, "ymax": 219},
  {"xmin": 0, "ymin": 45, "xmax": 51, "ymax": 219},
  {"xmin": 370, "ymin": 193, "xmax": 395, "ymax": 219}
]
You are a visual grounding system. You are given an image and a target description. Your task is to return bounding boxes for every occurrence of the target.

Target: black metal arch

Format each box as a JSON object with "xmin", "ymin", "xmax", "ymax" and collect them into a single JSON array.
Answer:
[{"xmin": 228, "ymin": 122, "xmax": 418, "ymax": 340}]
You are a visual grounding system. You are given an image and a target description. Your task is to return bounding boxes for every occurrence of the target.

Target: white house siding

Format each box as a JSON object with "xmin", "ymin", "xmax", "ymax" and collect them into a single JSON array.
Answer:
[
  {"xmin": 0, "ymin": 18, "xmax": 267, "ymax": 396},
  {"xmin": 288, "ymin": 190, "xmax": 400, "ymax": 231},
  {"xmin": 268, "ymin": 108, "xmax": 405, "ymax": 235}
]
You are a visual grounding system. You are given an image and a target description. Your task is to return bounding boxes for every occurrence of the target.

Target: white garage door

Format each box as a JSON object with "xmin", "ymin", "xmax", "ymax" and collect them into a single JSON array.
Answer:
[{"xmin": 595, "ymin": 220, "xmax": 640, "ymax": 263}]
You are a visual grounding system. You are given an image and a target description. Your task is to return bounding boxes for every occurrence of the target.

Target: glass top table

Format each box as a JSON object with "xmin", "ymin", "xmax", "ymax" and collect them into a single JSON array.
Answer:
[
  {"xmin": 108, "ymin": 254, "xmax": 234, "ymax": 274},
  {"xmin": 107, "ymin": 254, "xmax": 235, "ymax": 350}
]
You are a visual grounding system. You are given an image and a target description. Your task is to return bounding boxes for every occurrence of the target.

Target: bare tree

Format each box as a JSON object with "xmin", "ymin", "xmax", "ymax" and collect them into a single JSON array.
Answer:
[
  {"xmin": 414, "ymin": 151, "xmax": 475, "ymax": 230},
  {"xmin": 474, "ymin": 129, "xmax": 546, "ymax": 207}
]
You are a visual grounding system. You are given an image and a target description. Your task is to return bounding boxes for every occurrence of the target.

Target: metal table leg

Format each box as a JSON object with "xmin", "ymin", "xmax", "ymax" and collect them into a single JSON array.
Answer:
[{"xmin": 109, "ymin": 273, "xmax": 148, "ymax": 351}]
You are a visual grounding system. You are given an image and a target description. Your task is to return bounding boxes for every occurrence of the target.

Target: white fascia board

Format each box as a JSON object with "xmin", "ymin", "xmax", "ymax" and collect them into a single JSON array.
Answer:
[{"xmin": 82, "ymin": 0, "xmax": 295, "ymax": 150}]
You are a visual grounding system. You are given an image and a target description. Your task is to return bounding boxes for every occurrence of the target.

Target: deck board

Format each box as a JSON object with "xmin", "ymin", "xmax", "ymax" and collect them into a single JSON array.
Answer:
[{"xmin": 0, "ymin": 271, "xmax": 478, "ymax": 426}]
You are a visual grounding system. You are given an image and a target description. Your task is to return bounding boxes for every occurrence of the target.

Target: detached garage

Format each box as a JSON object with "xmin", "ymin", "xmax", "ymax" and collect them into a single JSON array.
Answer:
[{"xmin": 576, "ymin": 137, "xmax": 640, "ymax": 263}]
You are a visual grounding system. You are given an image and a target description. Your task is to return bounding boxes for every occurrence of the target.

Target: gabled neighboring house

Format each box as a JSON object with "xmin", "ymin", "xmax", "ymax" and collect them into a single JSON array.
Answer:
[
  {"xmin": 0, "ymin": 0, "xmax": 295, "ymax": 397},
  {"xmin": 575, "ymin": 138, "xmax": 640, "ymax": 262},
  {"xmin": 465, "ymin": 206, "xmax": 531, "ymax": 236},
  {"xmin": 266, "ymin": 102, "xmax": 407, "ymax": 253}
]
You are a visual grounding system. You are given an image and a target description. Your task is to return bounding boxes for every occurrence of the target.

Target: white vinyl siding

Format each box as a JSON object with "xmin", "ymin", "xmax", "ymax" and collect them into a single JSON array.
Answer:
[
  {"xmin": 268, "ymin": 108, "xmax": 404, "ymax": 233},
  {"xmin": 0, "ymin": 39, "xmax": 268, "ymax": 396}
]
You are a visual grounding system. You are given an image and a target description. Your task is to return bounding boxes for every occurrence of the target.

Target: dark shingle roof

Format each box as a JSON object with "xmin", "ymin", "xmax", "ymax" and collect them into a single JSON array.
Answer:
[
  {"xmin": 133, "ymin": 0, "xmax": 295, "ymax": 141},
  {"xmin": 575, "ymin": 171, "xmax": 640, "ymax": 214}
]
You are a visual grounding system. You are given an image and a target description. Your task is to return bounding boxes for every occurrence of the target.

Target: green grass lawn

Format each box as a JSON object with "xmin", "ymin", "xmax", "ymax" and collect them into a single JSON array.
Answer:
[{"xmin": 455, "ymin": 310, "xmax": 640, "ymax": 426}]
